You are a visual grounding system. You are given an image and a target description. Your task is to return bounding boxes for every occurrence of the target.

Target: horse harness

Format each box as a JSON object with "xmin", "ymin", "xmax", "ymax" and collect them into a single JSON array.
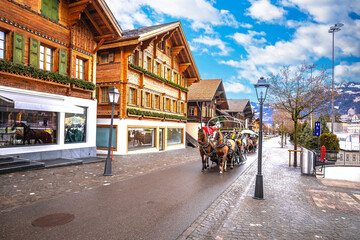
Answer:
[
  {"xmin": 198, "ymin": 133, "xmax": 215, "ymax": 156},
  {"xmin": 216, "ymin": 138, "xmax": 237, "ymax": 155}
]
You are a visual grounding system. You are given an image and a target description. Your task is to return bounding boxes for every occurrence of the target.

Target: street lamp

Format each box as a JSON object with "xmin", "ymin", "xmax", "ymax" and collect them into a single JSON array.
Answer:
[
  {"xmin": 104, "ymin": 86, "xmax": 120, "ymax": 176},
  {"xmin": 254, "ymin": 77, "xmax": 270, "ymax": 200},
  {"xmin": 329, "ymin": 23, "xmax": 344, "ymax": 133}
]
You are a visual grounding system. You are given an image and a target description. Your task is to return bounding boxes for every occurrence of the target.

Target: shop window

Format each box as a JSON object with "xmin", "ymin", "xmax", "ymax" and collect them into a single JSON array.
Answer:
[
  {"xmin": 128, "ymin": 88, "xmax": 137, "ymax": 105},
  {"xmin": 0, "ymin": 30, "xmax": 6, "ymax": 59},
  {"xmin": 96, "ymin": 125, "xmax": 116, "ymax": 150},
  {"xmin": 128, "ymin": 127, "xmax": 156, "ymax": 151},
  {"xmin": 76, "ymin": 57, "xmax": 85, "ymax": 80},
  {"xmin": 39, "ymin": 45, "xmax": 53, "ymax": 71},
  {"xmin": 65, "ymin": 107, "xmax": 87, "ymax": 143},
  {"xmin": 167, "ymin": 128, "xmax": 183, "ymax": 146},
  {"xmin": 0, "ymin": 108, "xmax": 57, "ymax": 147}
]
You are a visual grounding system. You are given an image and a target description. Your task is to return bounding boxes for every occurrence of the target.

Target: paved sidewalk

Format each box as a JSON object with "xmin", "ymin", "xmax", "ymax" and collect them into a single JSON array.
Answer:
[
  {"xmin": 0, "ymin": 147, "xmax": 200, "ymax": 212},
  {"xmin": 178, "ymin": 137, "xmax": 360, "ymax": 240}
]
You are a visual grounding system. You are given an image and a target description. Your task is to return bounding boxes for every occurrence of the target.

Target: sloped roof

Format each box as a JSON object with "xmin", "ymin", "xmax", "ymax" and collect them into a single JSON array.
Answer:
[
  {"xmin": 188, "ymin": 79, "xmax": 222, "ymax": 101},
  {"xmin": 122, "ymin": 21, "xmax": 179, "ymax": 38},
  {"xmin": 226, "ymin": 99, "xmax": 251, "ymax": 112}
]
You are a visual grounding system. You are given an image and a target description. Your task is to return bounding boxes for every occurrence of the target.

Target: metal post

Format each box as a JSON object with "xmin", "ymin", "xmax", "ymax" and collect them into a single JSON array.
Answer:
[
  {"xmin": 104, "ymin": 102, "xmax": 115, "ymax": 176},
  {"xmin": 331, "ymin": 31, "xmax": 335, "ymax": 133},
  {"xmin": 254, "ymin": 101, "xmax": 264, "ymax": 199}
]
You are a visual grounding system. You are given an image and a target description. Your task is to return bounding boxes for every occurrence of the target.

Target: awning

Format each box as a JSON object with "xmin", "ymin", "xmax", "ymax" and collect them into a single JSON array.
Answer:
[{"xmin": 0, "ymin": 91, "xmax": 84, "ymax": 114}]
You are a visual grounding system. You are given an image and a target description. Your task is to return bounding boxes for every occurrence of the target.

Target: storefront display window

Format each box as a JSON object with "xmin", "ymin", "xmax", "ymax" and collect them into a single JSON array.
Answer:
[
  {"xmin": 96, "ymin": 126, "xmax": 116, "ymax": 150},
  {"xmin": 65, "ymin": 108, "xmax": 87, "ymax": 143},
  {"xmin": 128, "ymin": 127, "xmax": 156, "ymax": 151},
  {"xmin": 167, "ymin": 128, "xmax": 183, "ymax": 146},
  {"xmin": 0, "ymin": 106, "xmax": 57, "ymax": 147}
]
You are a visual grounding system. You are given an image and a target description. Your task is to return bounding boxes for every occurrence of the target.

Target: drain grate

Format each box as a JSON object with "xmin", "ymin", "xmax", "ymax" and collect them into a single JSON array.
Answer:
[{"xmin": 32, "ymin": 213, "xmax": 75, "ymax": 227}]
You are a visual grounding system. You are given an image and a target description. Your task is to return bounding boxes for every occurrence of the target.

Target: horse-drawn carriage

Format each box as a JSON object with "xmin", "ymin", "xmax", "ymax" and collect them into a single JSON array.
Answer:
[{"xmin": 197, "ymin": 116, "xmax": 256, "ymax": 174}]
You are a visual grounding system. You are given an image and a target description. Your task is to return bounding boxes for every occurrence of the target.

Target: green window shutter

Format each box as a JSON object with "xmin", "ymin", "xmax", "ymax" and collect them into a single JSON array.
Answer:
[
  {"xmin": 13, "ymin": 32, "xmax": 25, "ymax": 64},
  {"xmin": 58, "ymin": 48, "xmax": 67, "ymax": 75},
  {"xmin": 41, "ymin": 0, "xmax": 50, "ymax": 18},
  {"xmin": 51, "ymin": 0, "xmax": 59, "ymax": 21},
  {"xmin": 29, "ymin": 38, "xmax": 40, "ymax": 68}
]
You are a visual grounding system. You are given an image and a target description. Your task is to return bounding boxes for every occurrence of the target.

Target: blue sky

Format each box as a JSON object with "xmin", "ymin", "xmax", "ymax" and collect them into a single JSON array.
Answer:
[{"xmin": 106, "ymin": 0, "xmax": 360, "ymax": 103}]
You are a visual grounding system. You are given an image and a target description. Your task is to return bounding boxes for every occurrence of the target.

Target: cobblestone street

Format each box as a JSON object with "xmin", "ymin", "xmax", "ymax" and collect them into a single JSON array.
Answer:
[
  {"xmin": 179, "ymin": 137, "xmax": 360, "ymax": 240},
  {"xmin": 0, "ymin": 147, "xmax": 199, "ymax": 212}
]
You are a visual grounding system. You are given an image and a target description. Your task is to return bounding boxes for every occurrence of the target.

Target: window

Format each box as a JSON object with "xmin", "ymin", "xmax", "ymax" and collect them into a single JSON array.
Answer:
[
  {"xmin": 65, "ymin": 108, "xmax": 87, "ymax": 143},
  {"xmin": 174, "ymin": 72, "xmax": 178, "ymax": 84},
  {"xmin": 128, "ymin": 127, "xmax": 156, "ymax": 151},
  {"xmin": 129, "ymin": 88, "xmax": 136, "ymax": 105},
  {"xmin": 100, "ymin": 52, "xmax": 114, "ymax": 64},
  {"xmin": 76, "ymin": 58, "xmax": 85, "ymax": 80},
  {"xmin": 39, "ymin": 45, "xmax": 53, "ymax": 71},
  {"xmin": 0, "ymin": 108, "xmax": 57, "ymax": 147},
  {"xmin": 145, "ymin": 92, "xmax": 151, "ymax": 108},
  {"xmin": 96, "ymin": 126, "xmax": 116, "ymax": 150},
  {"xmin": 101, "ymin": 87, "xmax": 109, "ymax": 103},
  {"xmin": 202, "ymin": 106, "xmax": 206, "ymax": 117},
  {"xmin": 173, "ymin": 100, "xmax": 177, "ymax": 112},
  {"xmin": 189, "ymin": 106, "xmax": 197, "ymax": 116},
  {"xmin": 155, "ymin": 95, "xmax": 160, "ymax": 109},
  {"xmin": 155, "ymin": 62, "xmax": 160, "ymax": 76},
  {"xmin": 164, "ymin": 66, "xmax": 168, "ymax": 80},
  {"xmin": 158, "ymin": 41, "xmax": 164, "ymax": 51},
  {"xmin": 166, "ymin": 99, "xmax": 171, "ymax": 111},
  {"xmin": 167, "ymin": 68, "xmax": 171, "ymax": 81},
  {"xmin": 128, "ymin": 54, "xmax": 134, "ymax": 64},
  {"xmin": 167, "ymin": 128, "xmax": 183, "ymax": 146},
  {"xmin": 41, "ymin": 0, "xmax": 59, "ymax": 21},
  {"xmin": 146, "ymin": 56, "xmax": 151, "ymax": 71},
  {"xmin": 0, "ymin": 30, "xmax": 5, "ymax": 59},
  {"xmin": 181, "ymin": 103, "xmax": 184, "ymax": 113}
]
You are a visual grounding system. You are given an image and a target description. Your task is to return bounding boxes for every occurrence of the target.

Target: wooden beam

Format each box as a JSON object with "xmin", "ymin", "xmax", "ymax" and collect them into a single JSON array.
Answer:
[
  {"xmin": 69, "ymin": 2, "xmax": 90, "ymax": 26},
  {"xmin": 92, "ymin": 1, "xmax": 115, "ymax": 34},
  {"xmin": 93, "ymin": 38, "xmax": 105, "ymax": 53},
  {"xmin": 84, "ymin": 9, "xmax": 103, "ymax": 35},
  {"xmin": 94, "ymin": 34, "xmax": 115, "ymax": 41},
  {"xmin": 69, "ymin": 0, "xmax": 90, "ymax": 8},
  {"xmin": 179, "ymin": 63, "xmax": 191, "ymax": 73},
  {"xmin": 141, "ymin": 37, "xmax": 156, "ymax": 51},
  {"xmin": 172, "ymin": 46, "xmax": 184, "ymax": 57}
]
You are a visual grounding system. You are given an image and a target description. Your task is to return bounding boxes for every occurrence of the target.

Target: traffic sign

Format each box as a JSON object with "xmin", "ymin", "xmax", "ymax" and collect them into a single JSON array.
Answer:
[{"xmin": 315, "ymin": 121, "xmax": 321, "ymax": 136}]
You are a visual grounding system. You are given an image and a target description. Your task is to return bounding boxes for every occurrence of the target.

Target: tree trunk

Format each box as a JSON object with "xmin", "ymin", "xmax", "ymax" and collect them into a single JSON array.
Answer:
[
  {"xmin": 293, "ymin": 120, "xmax": 298, "ymax": 167},
  {"xmin": 285, "ymin": 133, "xmax": 287, "ymax": 144},
  {"xmin": 281, "ymin": 131, "xmax": 284, "ymax": 148}
]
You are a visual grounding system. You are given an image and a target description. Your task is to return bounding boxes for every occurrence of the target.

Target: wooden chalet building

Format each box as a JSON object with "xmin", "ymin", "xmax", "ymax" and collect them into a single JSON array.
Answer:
[
  {"xmin": 224, "ymin": 99, "xmax": 254, "ymax": 129},
  {"xmin": 96, "ymin": 21, "xmax": 201, "ymax": 154},
  {"xmin": 0, "ymin": 0, "xmax": 121, "ymax": 160},
  {"xmin": 186, "ymin": 79, "xmax": 228, "ymax": 139}
]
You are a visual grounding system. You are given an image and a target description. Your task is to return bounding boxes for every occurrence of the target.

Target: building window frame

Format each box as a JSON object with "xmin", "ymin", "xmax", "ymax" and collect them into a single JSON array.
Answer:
[
  {"xmin": 39, "ymin": 44, "xmax": 54, "ymax": 71},
  {"xmin": 76, "ymin": 57, "xmax": 86, "ymax": 80},
  {"xmin": 0, "ymin": 30, "xmax": 6, "ymax": 60}
]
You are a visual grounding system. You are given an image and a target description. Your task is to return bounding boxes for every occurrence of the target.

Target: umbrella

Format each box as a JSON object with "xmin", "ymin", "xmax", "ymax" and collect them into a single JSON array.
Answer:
[{"xmin": 240, "ymin": 129, "xmax": 258, "ymax": 136}]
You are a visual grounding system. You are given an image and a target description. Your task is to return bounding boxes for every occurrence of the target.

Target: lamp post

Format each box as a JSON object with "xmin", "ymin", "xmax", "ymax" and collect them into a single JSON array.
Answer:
[
  {"xmin": 328, "ymin": 23, "xmax": 344, "ymax": 133},
  {"xmin": 104, "ymin": 87, "xmax": 120, "ymax": 176},
  {"xmin": 254, "ymin": 77, "xmax": 270, "ymax": 200}
]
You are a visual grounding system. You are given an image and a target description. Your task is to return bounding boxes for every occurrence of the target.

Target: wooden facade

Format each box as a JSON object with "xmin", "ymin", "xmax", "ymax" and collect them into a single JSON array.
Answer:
[
  {"xmin": 0, "ymin": 0, "xmax": 121, "ymax": 98},
  {"xmin": 187, "ymin": 79, "xmax": 228, "ymax": 126},
  {"xmin": 224, "ymin": 99, "xmax": 254, "ymax": 129},
  {"xmin": 96, "ymin": 21, "xmax": 200, "ymax": 122}
]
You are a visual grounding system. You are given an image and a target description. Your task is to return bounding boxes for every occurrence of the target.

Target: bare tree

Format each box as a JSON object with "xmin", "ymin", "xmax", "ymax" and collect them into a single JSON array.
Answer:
[
  {"xmin": 273, "ymin": 109, "xmax": 293, "ymax": 148},
  {"xmin": 267, "ymin": 64, "xmax": 332, "ymax": 166}
]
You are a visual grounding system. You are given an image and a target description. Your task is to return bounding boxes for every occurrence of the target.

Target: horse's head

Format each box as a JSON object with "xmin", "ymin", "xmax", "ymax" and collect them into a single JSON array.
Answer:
[
  {"xmin": 213, "ymin": 130, "xmax": 222, "ymax": 144},
  {"xmin": 198, "ymin": 128, "xmax": 206, "ymax": 142}
]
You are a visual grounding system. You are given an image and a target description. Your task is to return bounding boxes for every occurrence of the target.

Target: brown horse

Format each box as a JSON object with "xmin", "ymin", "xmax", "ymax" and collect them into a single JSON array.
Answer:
[
  {"xmin": 198, "ymin": 128, "xmax": 216, "ymax": 172},
  {"xmin": 12, "ymin": 122, "xmax": 52, "ymax": 144},
  {"xmin": 214, "ymin": 129, "xmax": 236, "ymax": 174}
]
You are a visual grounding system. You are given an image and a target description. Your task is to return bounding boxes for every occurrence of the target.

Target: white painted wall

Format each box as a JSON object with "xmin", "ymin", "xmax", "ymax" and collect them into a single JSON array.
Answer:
[
  {"xmin": 96, "ymin": 118, "xmax": 186, "ymax": 155},
  {"xmin": 186, "ymin": 122, "xmax": 201, "ymax": 139},
  {"xmin": 0, "ymin": 86, "xmax": 97, "ymax": 155}
]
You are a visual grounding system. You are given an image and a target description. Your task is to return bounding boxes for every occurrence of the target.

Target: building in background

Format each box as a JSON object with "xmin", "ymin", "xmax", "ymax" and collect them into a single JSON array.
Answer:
[
  {"xmin": 224, "ymin": 99, "xmax": 254, "ymax": 129},
  {"xmin": 0, "ymin": 0, "xmax": 121, "ymax": 161},
  {"xmin": 186, "ymin": 79, "xmax": 228, "ymax": 140},
  {"xmin": 96, "ymin": 21, "xmax": 200, "ymax": 154}
]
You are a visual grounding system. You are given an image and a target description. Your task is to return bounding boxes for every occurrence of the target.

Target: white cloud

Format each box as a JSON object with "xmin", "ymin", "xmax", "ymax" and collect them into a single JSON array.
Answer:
[
  {"xmin": 335, "ymin": 62, "xmax": 360, "ymax": 83},
  {"xmin": 106, "ymin": 0, "xmax": 239, "ymax": 31},
  {"xmin": 223, "ymin": 80, "xmax": 253, "ymax": 94},
  {"xmin": 192, "ymin": 36, "xmax": 233, "ymax": 56},
  {"xmin": 240, "ymin": 23, "xmax": 253, "ymax": 28},
  {"xmin": 230, "ymin": 30, "xmax": 267, "ymax": 46},
  {"xmin": 246, "ymin": 0, "xmax": 286, "ymax": 22}
]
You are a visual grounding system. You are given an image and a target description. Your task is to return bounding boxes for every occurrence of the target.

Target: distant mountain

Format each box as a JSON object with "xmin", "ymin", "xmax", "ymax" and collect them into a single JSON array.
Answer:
[
  {"xmin": 335, "ymin": 82, "xmax": 360, "ymax": 116},
  {"xmin": 251, "ymin": 102, "xmax": 273, "ymax": 124}
]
